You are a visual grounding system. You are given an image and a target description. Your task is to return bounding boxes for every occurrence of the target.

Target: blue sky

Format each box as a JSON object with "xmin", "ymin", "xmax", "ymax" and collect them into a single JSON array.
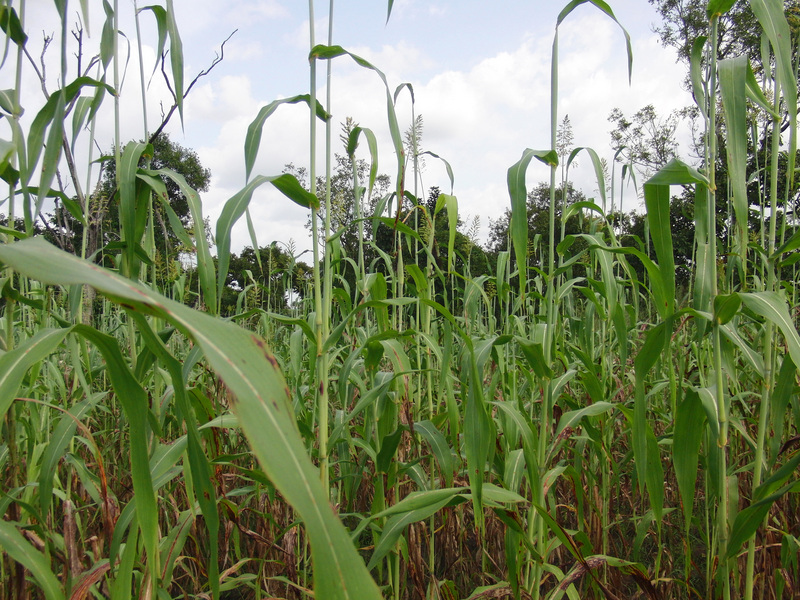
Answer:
[{"xmin": 16, "ymin": 0, "xmax": 694, "ymax": 255}]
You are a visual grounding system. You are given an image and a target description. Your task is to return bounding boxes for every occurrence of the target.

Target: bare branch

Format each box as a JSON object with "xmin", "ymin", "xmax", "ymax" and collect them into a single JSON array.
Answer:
[
  {"xmin": 39, "ymin": 33, "xmax": 51, "ymax": 90},
  {"xmin": 71, "ymin": 16, "xmax": 83, "ymax": 75},
  {"xmin": 149, "ymin": 30, "xmax": 237, "ymax": 143},
  {"xmin": 21, "ymin": 32, "xmax": 52, "ymax": 99},
  {"xmin": 160, "ymin": 52, "xmax": 177, "ymax": 102}
]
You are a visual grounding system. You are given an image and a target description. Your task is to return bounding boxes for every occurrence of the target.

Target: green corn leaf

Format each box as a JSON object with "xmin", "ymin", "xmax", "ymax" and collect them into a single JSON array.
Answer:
[
  {"xmin": 726, "ymin": 450, "xmax": 800, "ymax": 559},
  {"xmin": 568, "ymin": 147, "xmax": 606, "ymax": 208},
  {"xmin": 367, "ymin": 493, "xmax": 456, "ymax": 570},
  {"xmin": 244, "ymin": 209, "xmax": 262, "ymax": 271},
  {"xmin": 533, "ymin": 504, "xmax": 584, "ymax": 563},
  {"xmin": 108, "ymin": 468, "xmax": 183, "ymax": 566},
  {"xmin": 516, "ymin": 337, "xmax": 552, "ymax": 380},
  {"xmin": 713, "ymin": 293, "xmax": 741, "ymax": 325},
  {"xmin": 270, "ymin": 172, "xmax": 320, "ymax": 209},
  {"xmin": 110, "ymin": 526, "xmax": 139, "ymax": 600},
  {"xmin": 0, "ymin": 521, "xmax": 65, "ymax": 600},
  {"xmin": 70, "ymin": 96, "xmax": 93, "ymax": 150},
  {"xmin": 646, "ymin": 418, "xmax": 664, "ymax": 521},
  {"xmin": 718, "ymin": 56, "xmax": 748, "ymax": 263},
  {"xmin": 632, "ymin": 318, "xmax": 669, "ymax": 496},
  {"xmin": 100, "ymin": 1, "xmax": 115, "ymax": 70},
  {"xmin": 415, "ymin": 420, "xmax": 454, "ymax": 488},
  {"xmin": 78, "ymin": 0, "xmax": 90, "ymax": 36},
  {"xmin": 0, "ymin": 90, "xmax": 16, "ymax": 116},
  {"xmin": 745, "ymin": 58, "xmax": 778, "ymax": 118},
  {"xmin": 0, "ymin": 237, "xmax": 382, "ymax": 600},
  {"xmin": 693, "ymin": 185, "xmax": 713, "ymax": 320},
  {"xmin": 352, "ymin": 488, "xmax": 466, "ymax": 540},
  {"xmin": 690, "ymin": 36, "xmax": 707, "ymax": 118},
  {"xmin": 310, "ymin": 45, "xmax": 406, "ymax": 200},
  {"xmin": 72, "ymin": 324, "xmax": 161, "ymax": 585},
  {"xmin": 771, "ymin": 226, "xmax": 800, "ymax": 262},
  {"xmin": 769, "ymin": 355, "xmax": 796, "ymax": 466},
  {"xmin": 34, "ymin": 90, "xmax": 66, "ymax": 215},
  {"xmin": 150, "ymin": 167, "xmax": 216, "ymax": 313},
  {"xmin": 0, "ymin": 6, "xmax": 27, "ymax": 47},
  {"xmin": 563, "ymin": 201, "xmax": 603, "ymax": 221},
  {"xmin": 136, "ymin": 171, "xmax": 194, "ymax": 249},
  {"xmin": 738, "ymin": 292, "xmax": 800, "ymax": 368},
  {"xmin": 421, "ymin": 150, "xmax": 454, "ymax": 195},
  {"xmin": 38, "ymin": 394, "xmax": 101, "ymax": 517},
  {"xmin": 375, "ymin": 217, "xmax": 422, "ymax": 243},
  {"xmin": 439, "ymin": 193, "xmax": 458, "ymax": 273},
  {"xmin": 673, "ymin": 389, "xmax": 706, "ymax": 531},
  {"xmin": 507, "ymin": 148, "xmax": 558, "ymax": 298},
  {"xmin": 165, "ymin": 0, "xmax": 184, "ymax": 126},
  {"xmin": 118, "ymin": 141, "xmax": 149, "ymax": 276},
  {"xmin": 707, "ymin": 0, "xmax": 737, "ymax": 17},
  {"xmin": 719, "ymin": 323, "xmax": 765, "ymax": 378},
  {"xmin": 555, "ymin": 402, "xmax": 615, "ymax": 437},
  {"xmin": 160, "ymin": 510, "xmax": 194, "ymax": 585},
  {"xmin": 26, "ymin": 77, "xmax": 115, "ymax": 190},
  {"xmin": 591, "ymin": 246, "xmax": 667, "ymax": 317},
  {"xmin": 244, "ymin": 95, "xmax": 330, "ymax": 182},
  {"xmin": 492, "ymin": 400, "xmax": 540, "ymax": 495},
  {"xmin": 579, "ymin": 233, "xmax": 617, "ymax": 315},
  {"xmin": 376, "ymin": 427, "xmax": 404, "ymax": 474},
  {"xmin": 644, "ymin": 159, "xmax": 708, "ymax": 316},
  {"xmin": 557, "ymin": 0, "xmax": 632, "ymax": 83},
  {"xmin": 131, "ymin": 312, "xmax": 220, "ymax": 599},
  {"xmin": 149, "ymin": 438, "xmax": 188, "ymax": 480},
  {"xmin": 0, "ymin": 328, "xmax": 70, "ymax": 422},
  {"xmin": 348, "ymin": 126, "xmax": 379, "ymax": 192},
  {"xmin": 138, "ymin": 5, "xmax": 168, "ymax": 80},
  {"xmin": 750, "ymin": 0, "xmax": 797, "ymax": 187},
  {"xmin": 462, "ymin": 348, "xmax": 494, "ymax": 533}
]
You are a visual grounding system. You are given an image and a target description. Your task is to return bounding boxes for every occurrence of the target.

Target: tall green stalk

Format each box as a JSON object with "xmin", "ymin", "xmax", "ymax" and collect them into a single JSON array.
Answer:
[
  {"xmin": 745, "ymin": 74, "xmax": 783, "ymax": 600},
  {"xmin": 706, "ymin": 17, "xmax": 731, "ymax": 600},
  {"xmin": 319, "ymin": 0, "xmax": 336, "ymax": 498},
  {"xmin": 307, "ymin": 0, "xmax": 331, "ymax": 498},
  {"xmin": 133, "ymin": 0, "xmax": 157, "ymax": 288}
]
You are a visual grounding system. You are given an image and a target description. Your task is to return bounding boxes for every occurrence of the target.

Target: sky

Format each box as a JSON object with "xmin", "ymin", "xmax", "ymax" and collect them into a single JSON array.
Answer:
[{"xmin": 12, "ymin": 0, "xmax": 695, "ymax": 257}]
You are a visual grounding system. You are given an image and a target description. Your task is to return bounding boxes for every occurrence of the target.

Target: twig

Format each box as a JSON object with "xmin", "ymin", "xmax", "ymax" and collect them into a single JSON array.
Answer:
[{"xmin": 149, "ymin": 29, "xmax": 237, "ymax": 143}]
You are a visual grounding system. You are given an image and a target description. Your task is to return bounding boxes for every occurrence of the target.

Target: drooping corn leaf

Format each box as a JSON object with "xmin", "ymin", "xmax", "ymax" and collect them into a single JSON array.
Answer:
[
  {"xmin": 0, "ymin": 237, "xmax": 382, "ymax": 600},
  {"xmin": 507, "ymin": 148, "xmax": 558, "ymax": 298},
  {"xmin": 0, "ymin": 521, "xmax": 65, "ymax": 600}
]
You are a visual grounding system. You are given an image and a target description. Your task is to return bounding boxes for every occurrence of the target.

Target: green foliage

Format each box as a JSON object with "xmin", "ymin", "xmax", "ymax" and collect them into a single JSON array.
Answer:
[
  {"xmin": 221, "ymin": 243, "xmax": 312, "ymax": 315},
  {"xmin": 1, "ymin": 2, "xmax": 800, "ymax": 600}
]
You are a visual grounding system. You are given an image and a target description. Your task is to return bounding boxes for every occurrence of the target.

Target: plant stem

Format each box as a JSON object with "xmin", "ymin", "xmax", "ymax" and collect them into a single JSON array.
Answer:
[
  {"xmin": 745, "ymin": 74, "xmax": 783, "ymax": 600},
  {"xmin": 307, "ymin": 0, "xmax": 330, "ymax": 498}
]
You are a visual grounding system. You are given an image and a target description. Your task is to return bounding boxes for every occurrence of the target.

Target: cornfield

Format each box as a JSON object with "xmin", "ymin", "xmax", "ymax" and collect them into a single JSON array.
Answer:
[{"xmin": 0, "ymin": 1, "xmax": 799, "ymax": 599}]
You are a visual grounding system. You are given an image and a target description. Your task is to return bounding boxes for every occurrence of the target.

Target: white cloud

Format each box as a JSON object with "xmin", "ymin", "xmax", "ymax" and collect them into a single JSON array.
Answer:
[
  {"xmin": 390, "ymin": 0, "xmax": 448, "ymax": 20},
  {"xmin": 235, "ymin": 0, "xmax": 289, "ymax": 21},
  {"xmin": 287, "ymin": 17, "xmax": 330, "ymax": 50},
  {"xmin": 224, "ymin": 40, "xmax": 266, "ymax": 62},
  {"xmin": 10, "ymin": 0, "xmax": 693, "ymax": 256}
]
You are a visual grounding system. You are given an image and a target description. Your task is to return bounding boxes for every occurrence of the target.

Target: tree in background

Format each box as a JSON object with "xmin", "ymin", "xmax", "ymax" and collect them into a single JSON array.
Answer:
[
  {"xmin": 285, "ymin": 118, "xmax": 392, "ymax": 296},
  {"xmin": 49, "ymin": 133, "xmax": 211, "ymax": 281},
  {"xmin": 487, "ymin": 182, "xmax": 588, "ymax": 269},
  {"xmin": 221, "ymin": 243, "xmax": 312, "ymax": 316},
  {"xmin": 608, "ymin": 104, "xmax": 683, "ymax": 179},
  {"xmin": 289, "ymin": 118, "xmax": 392, "ymax": 250},
  {"xmin": 649, "ymin": 0, "xmax": 766, "ymax": 71},
  {"xmin": 386, "ymin": 186, "xmax": 489, "ymax": 307}
]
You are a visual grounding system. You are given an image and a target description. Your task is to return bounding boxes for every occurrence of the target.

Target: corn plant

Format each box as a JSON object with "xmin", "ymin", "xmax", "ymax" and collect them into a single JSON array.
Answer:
[{"xmin": 1, "ymin": 1, "xmax": 799, "ymax": 599}]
